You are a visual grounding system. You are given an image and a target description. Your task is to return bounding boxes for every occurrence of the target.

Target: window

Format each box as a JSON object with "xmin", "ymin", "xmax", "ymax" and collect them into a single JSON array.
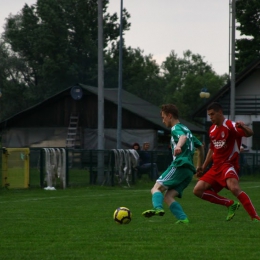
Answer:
[{"xmin": 252, "ymin": 122, "xmax": 260, "ymax": 150}]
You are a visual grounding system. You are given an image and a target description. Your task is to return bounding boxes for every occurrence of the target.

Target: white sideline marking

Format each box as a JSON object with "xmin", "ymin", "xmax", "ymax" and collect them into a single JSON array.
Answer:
[
  {"xmin": 1, "ymin": 185, "xmax": 259, "ymax": 204},
  {"xmin": 0, "ymin": 189, "xmax": 150, "ymax": 204},
  {"xmin": 242, "ymin": 185, "xmax": 260, "ymax": 189}
]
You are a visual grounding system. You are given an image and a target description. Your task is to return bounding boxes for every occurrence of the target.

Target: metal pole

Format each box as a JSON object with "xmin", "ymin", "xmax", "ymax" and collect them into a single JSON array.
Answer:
[
  {"xmin": 97, "ymin": 0, "xmax": 104, "ymax": 150},
  {"xmin": 230, "ymin": 0, "xmax": 236, "ymax": 121},
  {"xmin": 97, "ymin": 0, "xmax": 104, "ymax": 184},
  {"xmin": 117, "ymin": 0, "xmax": 123, "ymax": 149},
  {"xmin": 199, "ymin": 88, "xmax": 210, "ymax": 145}
]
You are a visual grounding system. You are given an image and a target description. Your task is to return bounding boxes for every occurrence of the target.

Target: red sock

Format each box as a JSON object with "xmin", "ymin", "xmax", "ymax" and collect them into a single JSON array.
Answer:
[
  {"xmin": 237, "ymin": 191, "xmax": 259, "ymax": 219},
  {"xmin": 201, "ymin": 190, "xmax": 233, "ymax": 207}
]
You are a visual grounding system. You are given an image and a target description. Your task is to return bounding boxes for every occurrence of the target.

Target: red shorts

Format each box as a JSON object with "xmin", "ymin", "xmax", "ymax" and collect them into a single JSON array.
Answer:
[{"xmin": 200, "ymin": 163, "xmax": 239, "ymax": 191}]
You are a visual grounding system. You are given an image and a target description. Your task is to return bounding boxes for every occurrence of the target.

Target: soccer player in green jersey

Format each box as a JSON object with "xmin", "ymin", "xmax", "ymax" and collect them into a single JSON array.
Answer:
[{"xmin": 142, "ymin": 104, "xmax": 204, "ymax": 224}]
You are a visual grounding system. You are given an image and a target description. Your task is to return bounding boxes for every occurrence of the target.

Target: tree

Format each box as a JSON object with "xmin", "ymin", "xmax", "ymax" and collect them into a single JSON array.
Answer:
[
  {"xmin": 105, "ymin": 44, "xmax": 165, "ymax": 106},
  {"xmin": 3, "ymin": 0, "xmax": 130, "ymax": 103},
  {"xmin": 0, "ymin": 0, "xmax": 229, "ymax": 122},
  {"xmin": 236, "ymin": 0, "xmax": 260, "ymax": 73},
  {"xmin": 0, "ymin": 40, "xmax": 34, "ymax": 119},
  {"xmin": 161, "ymin": 50, "xmax": 228, "ymax": 121}
]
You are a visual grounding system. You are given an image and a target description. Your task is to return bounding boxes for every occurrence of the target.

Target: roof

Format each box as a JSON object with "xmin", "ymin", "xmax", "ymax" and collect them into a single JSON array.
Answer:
[
  {"xmin": 79, "ymin": 84, "xmax": 205, "ymax": 133},
  {"xmin": 0, "ymin": 83, "xmax": 205, "ymax": 134}
]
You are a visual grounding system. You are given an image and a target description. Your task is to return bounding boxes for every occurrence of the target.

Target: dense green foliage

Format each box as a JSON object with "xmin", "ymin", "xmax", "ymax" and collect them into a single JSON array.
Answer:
[
  {"xmin": 0, "ymin": 0, "xmax": 229, "ymax": 122},
  {"xmin": 0, "ymin": 41, "xmax": 32, "ymax": 119},
  {"xmin": 105, "ymin": 45, "xmax": 165, "ymax": 106},
  {"xmin": 1, "ymin": 178, "xmax": 260, "ymax": 260},
  {"xmin": 236, "ymin": 0, "xmax": 260, "ymax": 74},
  {"xmin": 2, "ymin": 0, "xmax": 130, "ymax": 100},
  {"xmin": 161, "ymin": 50, "xmax": 227, "ymax": 121}
]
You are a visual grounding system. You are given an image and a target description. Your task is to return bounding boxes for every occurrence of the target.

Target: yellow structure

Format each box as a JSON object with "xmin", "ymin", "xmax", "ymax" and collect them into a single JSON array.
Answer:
[{"xmin": 2, "ymin": 148, "xmax": 30, "ymax": 188}]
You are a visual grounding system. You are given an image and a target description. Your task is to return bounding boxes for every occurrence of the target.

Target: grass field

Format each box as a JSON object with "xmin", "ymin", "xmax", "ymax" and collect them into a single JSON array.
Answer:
[{"xmin": 1, "ymin": 176, "xmax": 260, "ymax": 260}]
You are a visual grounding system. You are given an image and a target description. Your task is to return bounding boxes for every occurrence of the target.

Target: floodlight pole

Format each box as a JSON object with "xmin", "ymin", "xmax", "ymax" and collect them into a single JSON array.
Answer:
[
  {"xmin": 230, "ymin": 0, "xmax": 236, "ymax": 121},
  {"xmin": 117, "ymin": 0, "xmax": 123, "ymax": 149},
  {"xmin": 97, "ymin": 0, "xmax": 104, "ymax": 150},
  {"xmin": 199, "ymin": 88, "xmax": 210, "ymax": 144},
  {"xmin": 97, "ymin": 0, "xmax": 104, "ymax": 184}
]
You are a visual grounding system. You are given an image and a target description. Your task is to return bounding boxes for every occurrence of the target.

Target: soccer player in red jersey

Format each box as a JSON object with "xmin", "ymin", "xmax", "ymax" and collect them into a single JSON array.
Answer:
[{"xmin": 193, "ymin": 102, "xmax": 260, "ymax": 222}]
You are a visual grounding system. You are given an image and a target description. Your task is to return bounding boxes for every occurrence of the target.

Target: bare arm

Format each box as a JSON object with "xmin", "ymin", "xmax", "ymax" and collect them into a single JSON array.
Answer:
[
  {"xmin": 196, "ymin": 148, "xmax": 213, "ymax": 177},
  {"xmin": 236, "ymin": 121, "xmax": 254, "ymax": 137},
  {"xmin": 202, "ymin": 149, "xmax": 213, "ymax": 170},
  {"xmin": 174, "ymin": 135, "xmax": 187, "ymax": 156},
  {"xmin": 196, "ymin": 144, "xmax": 204, "ymax": 169}
]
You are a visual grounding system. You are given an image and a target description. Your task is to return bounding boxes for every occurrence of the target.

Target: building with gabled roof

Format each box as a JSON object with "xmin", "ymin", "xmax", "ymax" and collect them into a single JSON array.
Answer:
[
  {"xmin": 192, "ymin": 58, "xmax": 260, "ymax": 152},
  {"xmin": 0, "ymin": 84, "xmax": 204, "ymax": 150}
]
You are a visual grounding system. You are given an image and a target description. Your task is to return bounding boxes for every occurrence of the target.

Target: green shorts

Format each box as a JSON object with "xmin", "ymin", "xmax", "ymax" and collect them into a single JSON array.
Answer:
[{"xmin": 157, "ymin": 165, "xmax": 193, "ymax": 198}]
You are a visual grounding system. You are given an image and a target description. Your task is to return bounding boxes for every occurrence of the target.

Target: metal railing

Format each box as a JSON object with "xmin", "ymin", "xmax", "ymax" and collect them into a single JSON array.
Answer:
[{"xmin": 1, "ymin": 148, "xmax": 260, "ymax": 188}]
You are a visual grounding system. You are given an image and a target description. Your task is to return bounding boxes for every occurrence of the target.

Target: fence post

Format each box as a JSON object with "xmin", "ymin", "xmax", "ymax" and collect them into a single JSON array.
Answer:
[
  {"xmin": 89, "ymin": 150, "xmax": 94, "ymax": 184},
  {"xmin": 65, "ymin": 149, "xmax": 69, "ymax": 187},
  {"xmin": 40, "ymin": 149, "xmax": 44, "ymax": 188}
]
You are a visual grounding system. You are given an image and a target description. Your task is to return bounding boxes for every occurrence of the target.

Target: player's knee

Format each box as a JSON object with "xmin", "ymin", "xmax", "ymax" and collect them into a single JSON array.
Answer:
[
  {"xmin": 229, "ymin": 186, "xmax": 241, "ymax": 197},
  {"xmin": 151, "ymin": 184, "xmax": 160, "ymax": 194},
  {"xmin": 193, "ymin": 180, "xmax": 209, "ymax": 197},
  {"xmin": 193, "ymin": 185, "xmax": 203, "ymax": 197},
  {"xmin": 193, "ymin": 187, "xmax": 199, "ymax": 196},
  {"xmin": 226, "ymin": 179, "xmax": 241, "ymax": 196}
]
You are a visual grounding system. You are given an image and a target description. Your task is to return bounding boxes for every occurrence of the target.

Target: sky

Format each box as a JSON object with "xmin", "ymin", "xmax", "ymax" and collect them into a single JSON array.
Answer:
[{"xmin": 0, "ymin": 0, "xmax": 234, "ymax": 75}]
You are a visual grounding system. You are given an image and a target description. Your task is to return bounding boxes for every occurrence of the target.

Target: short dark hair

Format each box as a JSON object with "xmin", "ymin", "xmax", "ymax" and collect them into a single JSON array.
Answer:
[
  {"xmin": 161, "ymin": 104, "xmax": 179, "ymax": 119},
  {"xmin": 207, "ymin": 102, "xmax": 223, "ymax": 112},
  {"xmin": 132, "ymin": 143, "xmax": 140, "ymax": 150}
]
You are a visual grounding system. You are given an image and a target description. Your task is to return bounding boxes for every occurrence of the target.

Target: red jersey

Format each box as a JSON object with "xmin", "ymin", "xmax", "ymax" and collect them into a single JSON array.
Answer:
[{"xmin": 209, "ymin": 119, "xmax": 246, "ymax": 167}]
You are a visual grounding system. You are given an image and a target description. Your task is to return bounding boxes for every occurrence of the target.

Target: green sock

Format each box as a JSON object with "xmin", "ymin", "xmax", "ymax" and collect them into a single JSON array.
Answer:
[
  {"xmin": 169, "ymin": 201, "xmax": 187, "ymax": 220},
  {"xmin": 152, "ymin": 192, "xmax": 164, "ymax": 210}
]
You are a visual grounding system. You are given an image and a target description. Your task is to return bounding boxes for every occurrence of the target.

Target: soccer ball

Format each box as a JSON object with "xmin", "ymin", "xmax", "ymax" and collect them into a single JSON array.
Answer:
[{"xmin": 113, "ymin": 207, "xmax": 132, "ymax": 224}]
